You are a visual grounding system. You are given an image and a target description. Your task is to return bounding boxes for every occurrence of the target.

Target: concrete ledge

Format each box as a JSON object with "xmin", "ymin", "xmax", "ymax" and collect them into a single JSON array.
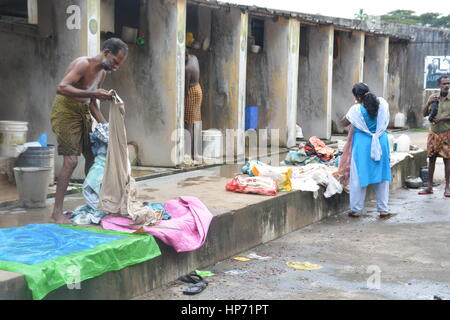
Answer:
[{"xmin": 0, "ymin": 150, "xmax": 426, "ymax": 300}]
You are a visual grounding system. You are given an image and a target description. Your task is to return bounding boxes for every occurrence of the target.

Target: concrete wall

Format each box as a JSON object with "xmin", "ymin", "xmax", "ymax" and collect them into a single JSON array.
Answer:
[
  {"xmin": 387, "ymin": 39, "xmax": 408, "ymax": 127},
  {"xmin": 245, "ymin": 17, "xmax": 299, "ymax": 147},
  {"xmin": 186, "ymin": 4, "xmax": 212, "ymax": 130},
  {"xmin": 0, "ymin": 0, "xmax": 86, "ymax": 178},
  {"xmin": 363, "ymin": 35, "xmax": 389, "ymax": 98},
  {"xmin": 103, "ymin": 0, "xmax": 186, "ymax": 167},
  {"xmin": 383, "ymin": 25, "xmax": 450, "ymax": 128},
  {"xmin": 297, "ymin": 25, "xmax": 333, "ymax": 140},
  {"xmin": 331, "ymin": 30, "xmax": 364, "ymax": 133},
  {"xmin": 205, "ymin": 7, "xmax": 247, "ymax": 157}
]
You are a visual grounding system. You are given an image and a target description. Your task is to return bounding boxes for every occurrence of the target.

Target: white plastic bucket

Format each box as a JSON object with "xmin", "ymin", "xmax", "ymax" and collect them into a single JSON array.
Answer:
[
  {"xmin": 337, "ymin": 140, "xmax": 346, "ymax": 152},
  {"xmin": 14, "ymin": 167, "xmax": 51, "ymax": 208},
  {"xmin": 202, "ymin": 129, "xmax": 222, "ymax": 164},
  {"xmin": 397, "ymin": 134, "xmax": 411, "ymax": 152},
  {"xmin": 0, "ymin": 121, "xmax": 28, "ymax": 157}
]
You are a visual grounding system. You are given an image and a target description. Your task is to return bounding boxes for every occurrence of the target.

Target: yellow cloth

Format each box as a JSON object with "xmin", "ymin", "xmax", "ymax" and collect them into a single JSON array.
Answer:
[
  {"xmin": 185, "ymin": 84, "xmax": 203, "ymax": 123},
  {"xmin": 286, "ymin": 260, "xmax": 323, "ymax": 271},
  {"xmin": 186, "ymin": 32, "xmax": 195, "ymax": 47}
]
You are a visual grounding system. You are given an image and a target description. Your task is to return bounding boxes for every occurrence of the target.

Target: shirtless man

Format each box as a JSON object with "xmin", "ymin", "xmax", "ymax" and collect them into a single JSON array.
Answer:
[
  {"xmin": 184, "ymin": 51, "xmax": 203, "ymax": 162},
  {"xmin": 50, "ymin": 38, "xmax": 128, "ymax": 224}
]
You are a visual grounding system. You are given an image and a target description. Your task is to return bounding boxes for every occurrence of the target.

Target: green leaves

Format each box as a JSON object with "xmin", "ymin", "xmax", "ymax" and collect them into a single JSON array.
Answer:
[{"xmin": 380, "ymin": 10, "xmax": 450, "ymax": 29}]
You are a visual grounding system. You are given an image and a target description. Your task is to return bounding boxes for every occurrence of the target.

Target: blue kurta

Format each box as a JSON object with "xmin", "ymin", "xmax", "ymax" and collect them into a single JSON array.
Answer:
[{"xmin": 352, "ymin": 105, "xmax": 392, "ymax": 187}]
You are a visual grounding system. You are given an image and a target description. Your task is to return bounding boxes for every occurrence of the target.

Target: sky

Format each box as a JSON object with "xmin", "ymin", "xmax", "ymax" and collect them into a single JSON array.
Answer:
[{"xmin": 219, "ymin": 0, "xmax": 450, "ymax": 19}]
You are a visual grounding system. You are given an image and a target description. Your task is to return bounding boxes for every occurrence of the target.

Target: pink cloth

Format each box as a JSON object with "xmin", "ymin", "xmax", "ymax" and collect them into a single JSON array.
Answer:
[
  {"xmin": 337, "ymin": 125, "xmax": 354, "ymax": 187},
  {"xmin": 101, "ymin": 196, "xmax": 213, "ymax": 252}
]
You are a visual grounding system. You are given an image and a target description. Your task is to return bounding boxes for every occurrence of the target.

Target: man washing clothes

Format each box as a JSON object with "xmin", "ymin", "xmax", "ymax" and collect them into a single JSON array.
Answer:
[
  {"xmin": 419, "ymin": 75, "xmax": 450, "ymax": 197},
  {"xmin": 184, "ymin": 49, "xmax": 203, "ymax": 164},
  {"xmin": 50, "ymin": 38, "xmax": 128, "ymax": 224}
]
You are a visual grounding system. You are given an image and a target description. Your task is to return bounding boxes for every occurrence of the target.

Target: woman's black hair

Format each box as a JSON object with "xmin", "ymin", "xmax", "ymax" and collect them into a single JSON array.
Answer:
[{"xmin": 352, "ymin": 82, "xmax": 379, "ymax": 119}]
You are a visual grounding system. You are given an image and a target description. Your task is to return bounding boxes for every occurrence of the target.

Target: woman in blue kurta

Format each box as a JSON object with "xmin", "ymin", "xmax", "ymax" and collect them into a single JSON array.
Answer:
[{"xmin": 340, "ymin": 83, "xmax": 392, "ymax": 217}]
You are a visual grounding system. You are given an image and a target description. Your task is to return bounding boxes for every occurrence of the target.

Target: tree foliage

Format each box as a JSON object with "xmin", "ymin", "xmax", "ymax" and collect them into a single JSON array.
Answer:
[
  {"xmin": 354, "ymin": 9, "xmax": 368, "ymax": 21},
  {"xmin": 379, "ymin": 9, "xmax": 450, "ymax": 28}
]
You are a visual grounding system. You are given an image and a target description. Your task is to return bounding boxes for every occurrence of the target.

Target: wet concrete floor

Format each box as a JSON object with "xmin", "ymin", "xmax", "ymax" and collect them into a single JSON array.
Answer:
[{"xmin": 136, "ymin": 184, "xmax": 450, "ymax": 300}]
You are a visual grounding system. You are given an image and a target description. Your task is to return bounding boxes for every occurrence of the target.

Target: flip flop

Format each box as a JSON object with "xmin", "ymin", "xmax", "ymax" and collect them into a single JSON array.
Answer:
[
  {"xmin": 379, "ymin": 212, "xmax": 396, "ymax": 218},
  {"xmin": 348, "ymin": 212, "xmax": 361, "ymax": 217},
  {"xmin": 182, "ymin": 281, "xmax": 208, "ymax": 295},
  {"xmin": 418, "ymin": 190, "xmax": 433, "ymax": 195},
  {"xmin": 178, "ymin": 272, "xmax": 208, "ymax": 285}
]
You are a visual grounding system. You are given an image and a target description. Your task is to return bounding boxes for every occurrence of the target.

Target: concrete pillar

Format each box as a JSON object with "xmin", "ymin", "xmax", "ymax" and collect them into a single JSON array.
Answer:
[
  {"xmin": 81, "ymin": 0, "xmax": 101, "ymax": 57},
  {"xmin": 104, "ymin": 0, "xmax": 186, "ymax": 167},
  {"xmin": 100, "ymin": 0, "xmax": 115, "ymax": 33},
  {"xmin": 27, "ymin": 0, "xmax": 38, "ymax": 25},
  {"xmin": 297, "ymin": 25, "xmax": 334, "ymax": 140},
  {"xmin": 332, "ymin": 31, "xmax": 364, "ymax": 133},
  {"xmin": 387, "ymin": 40, "xmax": 408, "ymax": 127},
  {"xmin": 363, "ymin": 35, "xmax": 389, "ymax": 97},
  {"xmin": 209, "ymin": 8, "xmax": 248, "ymax": 158},
  {"xmin": 264, "ymin": 18, "xmax": 300, "ymax": 147}
]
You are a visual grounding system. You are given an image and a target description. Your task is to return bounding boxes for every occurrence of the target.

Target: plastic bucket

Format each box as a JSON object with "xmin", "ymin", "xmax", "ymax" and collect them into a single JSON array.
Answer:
[
  {"xmin": 420, "ymin": 166, "xmax": 429, "ymax": 185},
  {"xmin": 14, "ymin": 167, "xmax": 51, "ymax": 208},
  {"xmin": 16, "ymin": 144, "xmax": 55, "ymax": 185},
  {"xmin": 0, "ymin": 121, "xmax": 28, "ymax": 157},
  {"xmin": 397, "ymin": 134, "xmax": 410, "ymax": 152},
  {"xmin": 337, "ymin": 140, "xmax": 346, "ymax": 152},
  {"xmin": 202, "ymin": 129, "xmax": 222, "ymax": 164},
  {"xmin": 245, "ymin": 106, "xmax": 259, "ymax": 130}
]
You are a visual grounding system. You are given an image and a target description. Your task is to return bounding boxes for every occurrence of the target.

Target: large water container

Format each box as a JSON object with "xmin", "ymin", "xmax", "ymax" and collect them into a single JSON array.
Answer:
[
  {"xmin": 202, "ymin": 129, "xmax": 222, "ymax": 164},
  {"xmin": 245, "ymin": 106, "xmax": 259, "ymax": 130},
  {"xmin": 16, "ymin": 144, "xmax": 55, "ymax": 185},
  {"xmin": 0, "ymin": 121, "xmax": 28, "ymax": 157},
  {"xmin": 397, "ymin": 134, "xmax": 410, "ymax": 152}
]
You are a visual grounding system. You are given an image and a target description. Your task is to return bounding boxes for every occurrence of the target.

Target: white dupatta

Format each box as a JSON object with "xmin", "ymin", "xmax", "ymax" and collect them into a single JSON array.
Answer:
[{"xmin": 345, "ymin": 97, "xmax": 390, "ymax": 161}]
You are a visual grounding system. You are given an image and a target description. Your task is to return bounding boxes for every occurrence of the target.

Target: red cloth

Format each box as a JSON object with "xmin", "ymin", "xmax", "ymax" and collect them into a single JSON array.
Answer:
[{"xmin": 309, "ymin": 136, "xmax": 335, "ymax": 158}]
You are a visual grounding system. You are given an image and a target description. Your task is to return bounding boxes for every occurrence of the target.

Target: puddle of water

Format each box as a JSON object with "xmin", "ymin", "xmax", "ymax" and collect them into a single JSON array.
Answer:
[
  {"xmin": 218, "ymin": 164, "xmax": 242, "ymax": 178},
  {"xmin": 142, "ymin": 188, "xmax": 159, "ymax": 192},
  {"xmin": 176, "ymin": 175, "xmax": 226, "ymax": 188},
  {"xmin": 132, "ymin": 170, "xmax": 157, "ymax": 178}
]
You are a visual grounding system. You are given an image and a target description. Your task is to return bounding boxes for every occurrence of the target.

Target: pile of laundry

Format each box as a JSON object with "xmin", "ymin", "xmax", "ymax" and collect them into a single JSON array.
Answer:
[
  {"xmin": 283, "ymin": 136, "xmax": 340, "ymax": 166},
  {"xmin": 69, "ymin": 92, "xmax": 213, "ymax": 254},
  {"xmin": 70, "ymin": 123, "xmax": 110, "ymax": 225},
  {"xmin": 226, "ymin": 159, "xmax": 342, "ymax": 198}
]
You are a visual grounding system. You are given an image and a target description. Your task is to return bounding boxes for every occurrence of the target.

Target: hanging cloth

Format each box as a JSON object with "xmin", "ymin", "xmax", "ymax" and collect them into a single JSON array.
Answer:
[{"xmin": 99, "ymin": 91, "xmax": 162, "ymax": 226}]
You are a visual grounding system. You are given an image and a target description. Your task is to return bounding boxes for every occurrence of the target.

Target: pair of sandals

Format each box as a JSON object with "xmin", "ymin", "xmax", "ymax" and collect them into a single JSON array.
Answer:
[
  {"xmin": 178, "ymin": 272, "xmax": 208, "ymax": 295},
  {"xmin": 348, "ymin": 211, "xmax": 394, "ymax": 218}
]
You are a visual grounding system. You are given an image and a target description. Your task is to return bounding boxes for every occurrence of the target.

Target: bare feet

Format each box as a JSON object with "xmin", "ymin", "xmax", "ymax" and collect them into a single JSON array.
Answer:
[{"xmin": 50, "ymin": 211, "xmax": 75, "ymax": 225}]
